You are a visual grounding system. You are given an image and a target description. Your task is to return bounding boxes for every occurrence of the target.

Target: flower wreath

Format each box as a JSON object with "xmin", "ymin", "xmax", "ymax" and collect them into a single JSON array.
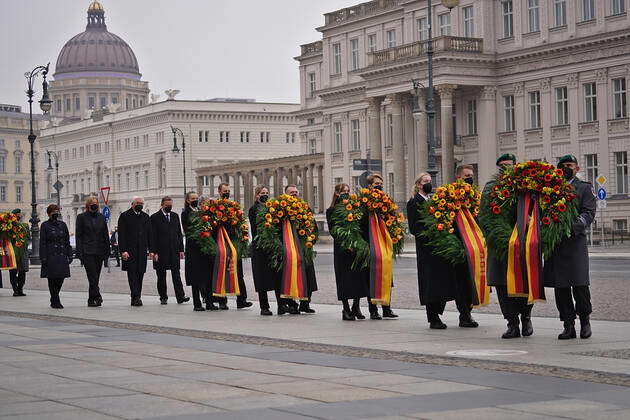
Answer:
[
  {"xmin": 418, "ymin": 179, "xmax": 482, "ymax": 264},
  {"xmin": 331, "ymin": 188, "xmax": 405, "ymax": 270},
  {"xmin": 0, "ymin": 212, "xmax": 29, "ymax": 263},
  {"xmin": 478, "ymin": 160, "xmax": 578, "ymax": 261},
  {"xmin": 255, "ymin": 194, "xmax": 318, "ymax": 270},
  {"xmin": 188, "ymin": 199, "xmax": 249, "ymax": 258}
]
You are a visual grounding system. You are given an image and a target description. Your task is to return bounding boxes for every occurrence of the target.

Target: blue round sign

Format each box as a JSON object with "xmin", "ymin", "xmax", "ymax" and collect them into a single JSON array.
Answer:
[
  {"xmin": 597, "ymin": 188, "xmax": 606, "ymax": 200},
  {"xmin": 102, "ymin": 205, "xmax": 111, "ymax": 220}
]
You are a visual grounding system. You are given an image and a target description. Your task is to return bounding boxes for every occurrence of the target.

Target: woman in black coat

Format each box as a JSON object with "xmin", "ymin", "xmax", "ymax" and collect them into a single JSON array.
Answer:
[
  {"xmin": 327, "ymin": 183, "xmax": 369, "ymax": 321},
  {"xmin": 407, "ymin": 173, "xmax": 457, "ymax": 329},
  {"xmin": 39, "ymin": 204, "xmax": 73, "ymax": 309},
  {"xmin": 181, "ymin": 192, "xmax": 214, "ymax": 312}
]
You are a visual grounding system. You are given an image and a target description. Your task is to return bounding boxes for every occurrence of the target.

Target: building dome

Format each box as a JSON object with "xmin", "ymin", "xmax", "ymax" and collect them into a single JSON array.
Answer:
[{"xmin": 54, "ymin": 2, "xmax": 141, "ymax": 80}]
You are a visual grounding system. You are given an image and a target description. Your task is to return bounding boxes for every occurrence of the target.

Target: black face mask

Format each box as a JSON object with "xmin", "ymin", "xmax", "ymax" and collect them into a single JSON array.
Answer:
[
  {"xmin": 51, "ymin": 213, "xmax": 60, "ymax": 220},
  {"xmin": 373, "ymin": 185, "xmax": 383, "ymax": 191},
  {"xmin": 164, "ymin": 206, "xmax": 172, "ymax": 213},
  {"xmin": 562, "ymin": 167, "xmax": 574, "ymax": 181},
  {"xmin": 221, "ymin": 192, "xmax": 230, "ymax": 199},
  {"xmin": 464, "ymin": 177, "xmax": 474, "ymax": 185},
  {"xmin": 339, "ymin": 193, "xmax": 350, "ymax": 201},
  {"xmin": 422, "ymin": 183, "xmax": 433, "ymax": 194},
  {"xmin": 190, "ymin": 200, "xmax": 199, "ymax": 208},
  {"xmin": 134, "ymin": 204, "xmax": 143, "ymax": 212},
  {"xmin": 89, "ymin": 204, "xmax": 98, "ymax": 212},
  {"xmin": 259, "ymin": 195, "xmax": 269, "ymax": 203}
]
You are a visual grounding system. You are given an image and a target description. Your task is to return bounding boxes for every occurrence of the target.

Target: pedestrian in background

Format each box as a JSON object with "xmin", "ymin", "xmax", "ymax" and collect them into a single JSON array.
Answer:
[
  {"xmin": 40, "ymin": 204, "xmax": 73, "ymax": 309},
  {"xmin": 110, "ymin": 227, "xmax": 120, "ymax": 267},
  {"xmin": 8, "ymin": 209, "xmax": 29, "ymax": 297}
]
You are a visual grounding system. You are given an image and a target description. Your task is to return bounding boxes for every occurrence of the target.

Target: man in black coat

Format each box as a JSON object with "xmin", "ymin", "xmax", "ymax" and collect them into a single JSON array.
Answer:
[
  {"xmin": 76, "ymin": 197, "xmax": 110, "ymax": 307},
  {"xmin": 544, "ymin": 155, "xmax": 596, "ymax": 340},
  {"xmin": 150, "ymin": 196, "xmax": 189, "ymax": 305},
  {"xmin": 117, "ymin": 197, "xmax": 152, "ymax": 306}
]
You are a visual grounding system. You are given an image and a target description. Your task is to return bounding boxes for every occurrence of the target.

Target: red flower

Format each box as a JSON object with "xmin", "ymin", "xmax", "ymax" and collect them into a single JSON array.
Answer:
[
  {"xmin": 544, "ymin": 174, "xmax": 552, "ymax": 182},
  {"xmin": 200, "ymin": 231, "xmax": 210, "ymax": 238},
  {"xmin": 502, "ymin": 190, "xmax": 510, "ymax": 198},
  {"xmin": 555, "ymin": 169, "xmax": 564, "ymax": 176},
  {"xmin": 552, "ymin": 214, "xmax": 559, "ymax": 222},
  {"xmin": 557, "ymin": 203, "xmax": 567, "ymax": 212},
  {"xmin": 542, "ymin": 216, "xmax": 551, "ymax": 225},
  {"xmin": 492, "ymin": 206, "xmax": 501, "ymax": 215}
]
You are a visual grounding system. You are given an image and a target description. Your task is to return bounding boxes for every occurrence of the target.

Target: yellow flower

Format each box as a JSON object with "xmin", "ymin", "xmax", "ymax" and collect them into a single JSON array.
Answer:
[{"xmin": 434, "ymin": 211, "xmax": 442, "ymax": 218}]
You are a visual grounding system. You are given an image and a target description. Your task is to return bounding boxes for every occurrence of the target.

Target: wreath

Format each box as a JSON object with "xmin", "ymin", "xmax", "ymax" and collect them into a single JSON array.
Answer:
[
  {"xmin": 0, "ymin": 212, "xmax": 29, "ymax": 264},
  {"xmin": 417, "ymin": 179, "xmax": 481, "ymax": 264},
  {"xmin": 255, "ymin": 194, "xmax": 318, "ymax": 271},
  {"xmin": 187, "ymin": 199, "xmax": 249, "ymax": 258},
  {"xmin": 478, "ymin": 160, "xmax": 578, "ymax": 261},
  {"xmin": 330, "ymin": 188, "xmax": 405, "ymax": 270}
]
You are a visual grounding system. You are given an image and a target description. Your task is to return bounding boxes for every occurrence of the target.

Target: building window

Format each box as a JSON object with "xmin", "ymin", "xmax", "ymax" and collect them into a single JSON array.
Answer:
[
  {"xmin": 104, "ymin": 142, "xmax": 109, "ymax": 153},
  {"xmin": 612, "ymin": 0, "xmax": 626, "ymax": 15},
  {"xmin": 504, "ymin": 95, "xmax": 515, "ymax": 131},
  {"xmin": 528, "ymin": 0, "xmax": 540, "ymax": 32},
  {"xmin": 135, "ymin": 172, "xmax": 139, "ymax": 189},
  {"xmin": 0, "ymin": 185, "xmax": 6, "ymax": 202},
  {"xmin": 80, "ymin": 178, "xmax": 84, "ymax": 193},
  {"xmin": 100, "ymin": 96, "xmax": 107, "ymax": 109},
  {"xmin": 16, "ymin": 185, "xmax": 22, "ymax": 202},
  {"xmin": 502, "ymin": 0, "xmax": 514, "ymax": 38},
  {"xmin": 351, "ymin": 176, "xmax": 360, "ymax": 192},
  {"xmin": 156, "ymin": 132, "xmax": 164, "ymax": 145},
  {"xmin": 132, "ymin": 98, "xmax": 137, "ymax": 108},
  {"xmin": 285, "ymin": 133, "xmax": 290, "ymax": 144},
  {"xmin": 333, "ymin": 122, "xmax": 343, "ymax": 153},
  {"xmin": 15, "ymin": 155, "xmax": 21, "ymax": 173},
  {"xmin": 79, "ymin": 146, "xmax": 84, "ymax": 158},
  {"xmin": 555, "ymin": 86, "xmax": 569, "ymax": 125},
  {"xmin": 616, "ymin": 151, "xmax": 629, "ymax": 194},
  {"xmin": 143, "ymin": 134, "xmax": 149, "ymax": 147},
  {"xmin": 554, "ymin": 0, "xmax": 567, "ymax": 26},
  {"xmin": 116, "ymin": 139, "xmax": 121, "ymax": 151},
  {"xmin": 242, "ymin": 132, "xmax": 246, "ymax": 143},
  {"xmin": 350, "ymin": 38, "xmax": 359, "ymax": 70},
  {"xmin": 467, "ymin": 100, "xmax": 477, "ymax": 135},
  {"xmin": 351, "ymin": 119, "xmax": 361, "ymax": 151},
  {"xmin": 613, "ymin": 219, "xmax": 628, "ymax": 233},
  {"xmin": 334, "ymin": 177, "xmax": 343, "ymax": 186},
  {"xmin": 529, "ymin": 91, "xmax": 541, "ymax": 128},
  {"xmin": 582, "ymin": 0, "xmax": 595, "ymax": 20},
  {"xmin": 199, "ymin": 131, "xmax": 203, "ymax": 142},
  {"xmin": 0, "ymin": 156, "xmax": 5, "ymax": 173},
  {"xmin": 417, "ymin": 17, "xmax": 428, "ymax": 41},
  {"xmin": 74, "ymin": 97, "xmax": 80, "ymax": 111},
  {"xmin": 332, "ymin": 43, "xmax": 342, "ymax": 74},
  {"xmin": 133, "ymin": 136, "xmax": 139, "ymax": 149},
  {"xmin": 95, "ymin": 143, "xmax": 101, "ymax": 153},
  {"xmin": 124, "ymin": 138, "xmax": 130, "ymax": 150},
  {"xmin": 613, "ymin": 78, "xmax": 627, "ymax": 119},
  {"xmin": 266, "ymin": 132, "xmax": 270, "ymax": 143},
  {"xmin": 72, "ymin": 148, "xmax": 77, "ymax": 158},
  {"xmin": 386, "ymin": 29, "xmax": 396, "ymax": 48},
  {"xmin": 86, "ymin": 144, "xmax": 91, "ymax": 155},
  {"xmin": 291, "ymin": 133, "xmax": 295, "ymax": 143},
  {"xmin": 111, "ymin": 95, "xmax": 118, "ymax": 104},
  {"xmin": 260, "ymin": 132, "xmax": 265, "ymax": 143},
  {"xmin": 116, "ymin": 174, "xmax": 121, "ymax": 191},
  {"xmin": 308, "ymin": 72, "xmax": 316, "ymax": 98},
  {"xmin": 88, "ymin": 96, "xmax": 96, "ymax": 109},
  {"xmin": 246, "ymin": 132, "xmax": 250, "ymax": 143},
  {"xmin": 463, "ymin": 6, "xmax": 474, "ymax": 37},
  {"xmin": 584, "ymin": 82, "xmax": 597, "ymax": 122},
  {"xmin": 367, "ymin": 34, "xmax": 377, "ymax": 52},
  {"xmin": 125, "ymin": 173, "xmax": 130, "ymax": 191},
  {"xmin": 387, "ymin": 173, "xmax": 395, "ymax": 194},
  {"xmin": 55, "ymin": 99, "xmax": 61, "ymax": 113},
  {"xmin": 65, "ymin": 98, "xmax": 71, "ymax": 112},
  {"xmin": 585, "ymin": 154, "xmax": 598, "ymax": 186},
  {"xmin": 438, "ymin": 14, "xmax": 451, "ymax": 36},
  {"xmin": 386, "ymin": 114, "xmax": 394, "ymax": 147},
  {"xmin": 309, "ymin": 138, "xmax": 317, "ymax": 154}
]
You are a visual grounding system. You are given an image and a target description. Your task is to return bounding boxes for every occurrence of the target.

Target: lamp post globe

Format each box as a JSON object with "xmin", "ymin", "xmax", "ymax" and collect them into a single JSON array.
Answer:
[{"xmin": 441, "ymin": 0, "xmax": 460, "ymax": 10}]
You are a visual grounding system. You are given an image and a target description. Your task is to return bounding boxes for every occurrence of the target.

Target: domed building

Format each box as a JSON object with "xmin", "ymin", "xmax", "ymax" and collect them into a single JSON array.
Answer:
[{"xmin": 49, "ymin": 1, "xmax": 149, "ymax": 121}]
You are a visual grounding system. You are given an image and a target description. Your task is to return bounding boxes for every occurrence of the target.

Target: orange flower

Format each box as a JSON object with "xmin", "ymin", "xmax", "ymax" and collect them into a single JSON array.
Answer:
[
  {"xmin": 347, "ymin": 213, "xmax": 354, "ymax": 222},
  {"xmin": 305, "ymin": 242, "xmax": 313, "ymax": 248},
  {"xmin": 345, "ymin": 204, "xmax": 353, "ymax": 211},
  {"xmin": 436, "ymin": 223, "xmax": 444, "ymax": 231}
]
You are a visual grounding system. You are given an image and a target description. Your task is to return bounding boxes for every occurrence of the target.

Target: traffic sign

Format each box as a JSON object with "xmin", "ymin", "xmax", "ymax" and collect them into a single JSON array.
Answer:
[
  {"xmin": 100, "ymin": 186, "xmax": 110, "ymax": 205},
  {"xmin": 102, "ymin": 205, "xmax": 110, "ymax": 221},
  {"xmin": 597, "ymin": 200, "xmax": 607, "ymax": 209},
  {"xmin": 596, "ymin": 175, "xmax": 606, "ymax": 186},
  {"xmin": 597, "ymin": 187, "xmax": 606, "ymax": 200},
  {"xmin": 53, "ymin": 180, "xmax": 64, "ymax": 191}
]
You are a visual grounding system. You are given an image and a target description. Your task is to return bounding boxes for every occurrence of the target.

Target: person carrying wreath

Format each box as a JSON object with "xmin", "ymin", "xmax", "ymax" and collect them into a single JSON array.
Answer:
[{"xmin": 8, "ymin": 209, "xmax": 29, "ymax": 297}]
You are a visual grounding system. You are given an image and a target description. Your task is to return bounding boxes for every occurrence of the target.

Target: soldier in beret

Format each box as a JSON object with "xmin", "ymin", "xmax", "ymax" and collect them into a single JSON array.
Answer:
[
  {"xmin": 544, "ymin": 155, "xmax": 596, "ymax": 339},
  {"xmin": 8, "ymin": 209, "xmax": 29, "ymax": 297}
]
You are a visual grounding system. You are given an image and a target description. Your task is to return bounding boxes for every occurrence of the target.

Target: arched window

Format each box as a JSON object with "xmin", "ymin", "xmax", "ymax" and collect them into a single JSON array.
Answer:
[{"xmin": 158, "ymin": 157, "xmax": 166, "ymax": 188}]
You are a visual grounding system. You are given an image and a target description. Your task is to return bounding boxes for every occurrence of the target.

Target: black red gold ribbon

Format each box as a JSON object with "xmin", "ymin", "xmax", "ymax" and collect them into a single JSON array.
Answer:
[
  {"xmin": 0, "ymin": 238, "xmax": 17, "ymax": 271},
  {"xmin": 455, "ymin": 208, "xmax": 490, "ymax": 307},
  {"xmin": 368, "ymin": 213, "xmax": 393, "ymax": 306},
  {"xmin": 281, "ymin": 219, "xmax": 309, "ymax": 300},
  {"xmin": 212, "ymin": 225, "xmax": 240, "ymax": 297}
]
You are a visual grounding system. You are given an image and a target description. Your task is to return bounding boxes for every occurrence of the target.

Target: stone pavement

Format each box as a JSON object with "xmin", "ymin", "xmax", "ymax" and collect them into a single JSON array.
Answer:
[{"xmin": 1, "ymin": 290, "xmax": 630, "ymax": 419}]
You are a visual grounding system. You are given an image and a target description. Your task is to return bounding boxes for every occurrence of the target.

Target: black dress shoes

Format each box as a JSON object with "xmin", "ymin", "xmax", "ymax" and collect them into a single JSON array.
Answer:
[
  {"xmin": 342, "ymin": 310, "xmax": 356, "ymax": 321},
  {"xmin": 51, "ymin": 302, "xmax": 64, "ymax": 309},
  {"xmin": 459, "ymin": 316, "xmax": 479, "ymax": 328},
  {"xmin": 237, "ymin": 301, "xmax": 253, "ymax": 309},
  {"xmin": 177, "ymin": 296, "xmax": 190, "ymax": 304},
  {"xmin": 558, "ymin": 321, "xmax": 577, "ymax": 339},
  {"xmin": 521, "ymin": 316, "xmax": 533, "ymax": 337},
  {"xmin": 260, "ymin": 308, "xmax": 273, "ymax": 316},
  {"xmin": 352, "ymin": 307, "xmax": 366, "ymax": 320},
  {"xmin": 429, "ymin": 317, "xmax": 447, "ymax": 329},
  {"xmin": 193, "ymin": 306, "xmax": 206, "ymax": 312},
  {"xmin": 580, "ymin": 316, "xmax": 592, "ymax": 339},
  {"xmin": 382, "ymin": 308, "xmax": 398, "ymax": 318},
  {"xmin": 160, "ymin": 298, "xmax": 168, "ymax": 305},
  {"xmin": 299, "ymin": 302, "xmax": 316, "ymax": 313},
  {"xmin": 13, "ymin": 291, "xmax": 26, "ymax": 297},
  {"xmin": 288, "ymin": 306, "xmax": 300, "ymax": 315},
  {"xmin": 131, "ymin": 299, "xmax": 143, "ymax": 307},
  {"xmin": 277, "ymin": 305, "xmax": 288, "ymax": 315},
  {"xmin": 206, "ymin": 302, "xmax": 219, "ymax": 311},
  {"xmin": 87, "ymin": 301, "xmax": 100, "ymax": 307},
  {"xmin": 219, "ymin": 302, "xmax": 229, "ymax": 310},
  {"xmin": 502, "ymin": 324, "xmax": 521, "ymax": 339},
  {"xmin": 370, "ymin": 312, "xmax": 382, "ymax": 320}
]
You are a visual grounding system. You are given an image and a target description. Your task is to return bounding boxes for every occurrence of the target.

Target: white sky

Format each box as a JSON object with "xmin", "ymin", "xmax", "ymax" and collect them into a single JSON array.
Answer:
[{"xmin": 0, "ymin": 0, "xmax": 359, "ymax": 109}]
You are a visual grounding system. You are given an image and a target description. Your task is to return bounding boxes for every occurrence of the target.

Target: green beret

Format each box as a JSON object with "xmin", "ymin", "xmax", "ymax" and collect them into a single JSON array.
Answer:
[
  {"xmin": 558, "ymin": 154, "xmax": 578, "ymax": 165},
  {"xmin": 496, "ymin": 153, "xmax": 516, "ymax": 166},
  {"xmin": 11, "ymin": 208, "xmax": 21, "ymax": 214}
]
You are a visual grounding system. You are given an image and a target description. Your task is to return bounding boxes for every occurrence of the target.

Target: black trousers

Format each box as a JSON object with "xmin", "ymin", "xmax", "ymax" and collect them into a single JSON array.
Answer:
[
  {"xmin": 555, "ymin": 286, "xmax": 592, "ymax": 322},
  {"xmin": 258, "ymin": 290, "xmax": 285, "ymax": 310},
  {"xmin": 47, "ymin": 278, "xmax": 64, "ymax": 304},
  {"xmin": 495, "ymin": 285, "xmax": 533, "ymax": 323},
  {"xmin": 83, "ymin": 255, "xmax": 103, "ymax": 302},
  {"xmin": 9, "ymin": 269, "xmax": 26, "ymax": 293},
  {"xmin": 156, "ymin": 268, "xmax": 185, "ymax": 300},
  {"xmin": 192, "ymin": 285, "xmax": 205, "ymax": 308},
  {"xmin": 126, "ymin": 270, "xmax": 145, "ymax": 300},
  {"xmin": 112, "ymin": 246, "xmax": 120, "ymax": 266},
  {"xmin": 424, "ymin": 298, "xmax": 471, "ymax": 322}
]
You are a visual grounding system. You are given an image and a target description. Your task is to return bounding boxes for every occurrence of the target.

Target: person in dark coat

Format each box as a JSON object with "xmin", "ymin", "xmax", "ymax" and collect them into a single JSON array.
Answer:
[
  {"xmin": 117, "ymin": 197, "xmax": 152, "ymax": 306},
  {"xmin": 544, "ymin": 155, "xmax": 596, "ymax": 340},
  {"xmin": 40, "ymin": 204, "xmax": 73, "ymax": 309},
  {"xmin": 483, "ymin": 154, "xmax": 534, "ymax": 339},
  {"xmin": 8, "ymin": 209, "xmax": 29, "ymax": 297},
  {"xmin": 407, "ymin": 173, "xmax": 459, "ymax": 329},
  {"xmin": 181, "ymin": 192, "xmax": 214, "ymax": 311},
  {"xmin": 75, "ymin": 197, "xmax": 110, "ymax": 307},
  {"xmin": 110, "ymin": 228, "xmax": 120, "ymax": 267},
  {"xmin": 327, "ymin": 183, "xmax": 369, "ymax": 321},
  {"xmin": 150, "ymin": 196, "xmax": 189, "ymax": 305}
]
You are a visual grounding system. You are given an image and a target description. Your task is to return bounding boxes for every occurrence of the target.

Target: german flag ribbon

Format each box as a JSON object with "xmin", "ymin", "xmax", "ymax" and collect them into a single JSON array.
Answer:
[
  {"xmin": 281, "ymin": 219, "xmax": 309, "ymax": 300},
  {"xmin": 368, "ymin": 213, "xmax": 393, "ymax": 306},
  {"xmin": 455, "ymin": 208, "xmax": 490, "ymax": 307},
  {"xmin": 212, "ymin": 225, "xmax": 240, "ymax": 297},
  {"xmin": 507, "ymin": 191, "xmax": 545, "ymax": 304},
  {"xmin": 0, "ymin": 238, "xmax": 17, "ymax": 271}
]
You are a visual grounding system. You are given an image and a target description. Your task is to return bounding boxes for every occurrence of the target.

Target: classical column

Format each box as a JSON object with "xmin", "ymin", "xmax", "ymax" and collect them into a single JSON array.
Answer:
[
  {"xmin": 234, "ymin": 172, "xmax": 242, "ymax": 203},
  {"xmin": 414, "ymin": 90, "xmax": 428, "ymax": 177},
  {"xmin": 309, "ymin": 164, "xmax": 315, "ymax": 205},
  {"xmin": 477, "ymin": 86, "xmax": 497, "ymax": 186},
  {"xmin": 277, "ymin": 167, "xmax": 285, "ymax": 195},
  {"xmin": 317, "ymin": 165, "xmax": 324, "ymax": 213},
  {"xmin": 208, "ymin": 175, "xmax": 215, "ymax": 199},
  {"xmin": 196, "ymin": 176, "xmax": 204, "ymax": 196},
  {"xmin": 387, "ymin": 93, "xmax": 406, "ymax": 205},
  {"xmin": 367, "ymin": 97, "xmax": 383, "ymax": 161},
  {"xmin": 302, "ymin": 166, "xmax": 310, "ymax": 203},
  {"xmin": 437, "ymin": 84, "xmax": 458, "ymax": 184}
]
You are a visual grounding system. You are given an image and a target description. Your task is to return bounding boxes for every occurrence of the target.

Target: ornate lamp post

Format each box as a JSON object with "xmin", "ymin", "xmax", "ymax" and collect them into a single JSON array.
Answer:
[
  {"xmin": 25, "ymin": 63, "xmax": 52, "ymax": 265},
  {"xmin": 46, "ymin": 150, "xmax": 61, "ymax": 217},
  {"xmin": 170, "ymin": 126, "xmax": 187, "ymax": 195},
  {"xmin": 411, "ymin": 0, "xmax": 459, "ymax": 181}
]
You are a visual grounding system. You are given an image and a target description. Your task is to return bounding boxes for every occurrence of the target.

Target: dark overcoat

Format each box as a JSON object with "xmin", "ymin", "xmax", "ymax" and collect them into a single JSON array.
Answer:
[
  {"xmin": 326, "ymin": 205, "xmax": 369, "ymax": 300},
  {"xmin": 150, "ymin": 210, "xmax": 184, "ymax": 270},
  {"xmin": 544, "ymin": 178, "xmax": 596, "ymax": 288},
  {"xmin": 304, "ymin": 205, "xmax": 318, "ymax": 294},
  {"xmin": 407, "ymin": 193, "xmax": 456, "ymax": 305},
  {"xmin": 481, "ymin": 180, "xmax": 510, "ymax": 287},
  {"xmin": 39, "ymin": 219, "xmax": 72, "ymax": 279},
  {"xmin": 181, "ymin": 207, "xmax": 212, "ymax": 288},
  {"xmin": 249, "ymin": 202, "xmax": 278, "ymax": 292},
  {"xmin": 75, "ymin": 211, "xmax": 110, "ymax": 258},
  {"xmin": 15, "ymin": 222, "xmax": 30, "ymax": 272},
  {"xmin": 117, "ymin": 208, "xmax": 151, "ymax": 274}
]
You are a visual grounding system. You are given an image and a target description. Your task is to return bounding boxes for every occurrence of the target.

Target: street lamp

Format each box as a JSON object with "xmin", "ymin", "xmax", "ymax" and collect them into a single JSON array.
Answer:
[
  {"xmin": 170, "ymin": 126, "xmax": 187, "ymax": 195},
  {"xmin": 25, "ymin": 63, "xmax": 52, "ymax": 265},
  {"xmin": 46, "ymin": 150, "xmax": 61, "ymax": 218},
  {"xmin": 411, "ymin": 0, "xmax": 459, "ymax": 181}
]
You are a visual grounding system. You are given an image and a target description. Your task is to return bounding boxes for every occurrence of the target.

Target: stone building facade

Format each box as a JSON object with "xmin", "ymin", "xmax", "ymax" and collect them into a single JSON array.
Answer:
[{"xmin": 295, "ymin": 0, "xmax": 630, "ymax": 232}]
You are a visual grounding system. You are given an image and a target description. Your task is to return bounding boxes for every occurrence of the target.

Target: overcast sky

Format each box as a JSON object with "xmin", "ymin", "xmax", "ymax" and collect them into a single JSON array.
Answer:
[{"xmin": 0, "ymin": 0, "xmax": 359, "ymax": 109}]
